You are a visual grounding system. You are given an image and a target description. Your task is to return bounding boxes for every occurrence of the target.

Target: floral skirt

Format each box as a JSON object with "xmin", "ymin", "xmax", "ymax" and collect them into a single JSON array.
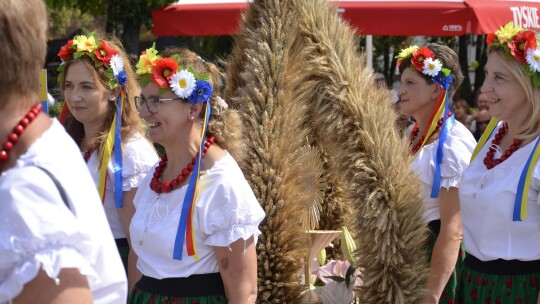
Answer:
[
  {"xmin": 128, "ymin": 273, "xmax": 227, "ymax": 304},
  {"xmin": 455, "ymin": 254, "xmax": 540, "ymax": 303},
  {"xmin": 426, "ymin": 220, "xmax": 465, "ymax": 303}
]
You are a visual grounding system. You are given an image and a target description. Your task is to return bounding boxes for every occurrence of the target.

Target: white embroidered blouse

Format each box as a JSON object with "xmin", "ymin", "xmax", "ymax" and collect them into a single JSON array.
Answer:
[
  {"xmin": 460, "ymin": 122, "xmax": 540, "ymax": 261},
  {"xmin": 86, "ymin": 132, "xmax": 158, "ymax": 239},
  {"xmin": 130, "ymin": 151, "xmax": 265, "ymax": 279},
  {"xmin": 0, "ymin": 119, "xmax": 127, "ymax": 303},
  {"xmin": 412, "ymin": 121, "xmax": 476, "ymax": 223}
]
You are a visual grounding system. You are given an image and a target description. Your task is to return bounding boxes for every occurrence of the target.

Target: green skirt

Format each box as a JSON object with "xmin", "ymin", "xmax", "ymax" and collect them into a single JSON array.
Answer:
[
  {"xmin": 426, "ymin": 220, "xmax": 464, "ymax": 303},
  {"xmin": 456, "ymin": 254, "xmax": 540, "ymax": 303},
  {"xmin": 128, "ymin": 287, "xmax": 227, "ymax": 304},
  {"xmin": 128, "ymin": 274, "xmax": 227, "ymax": 304},
  {"xmin": 116, "ymin": 238, "xmax": 129, "ymax": 274}
]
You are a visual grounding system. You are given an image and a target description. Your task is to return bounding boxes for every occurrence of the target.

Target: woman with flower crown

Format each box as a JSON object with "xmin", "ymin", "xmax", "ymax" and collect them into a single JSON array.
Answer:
[
  {"xmin": 456, "ymin": 22, "xmax": 540, "ymax": 303},
  {"xmin": 396, "ymin": 43, "xmax": 476, "ymax": 303},
  {"xmin": 0, "ymin": 1, "xmax": 127, "ymax": 303},
  {"xmin": 128, "ymin": 46, "xmax": 265, "ymax": 303},
  {"xmin": 57, "ymin": 32, "xmax": 159, "ymax": 290}
]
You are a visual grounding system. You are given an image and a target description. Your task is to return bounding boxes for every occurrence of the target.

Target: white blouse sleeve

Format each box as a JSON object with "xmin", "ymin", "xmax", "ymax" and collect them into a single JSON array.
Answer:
[
  {"xmin": 0, "ymin": 167, "xmax": 98, "ymax": 301},
  {"xmin": 439, "ymin": 124, "xmax": 476, "ymax": 189},
  {"xmin": 200, "ymin": 177, "xmax": 265, "ymax": 248},
  {"xmin": 119, "ymin": 135, "xmax": 158, "ymax": 191}
]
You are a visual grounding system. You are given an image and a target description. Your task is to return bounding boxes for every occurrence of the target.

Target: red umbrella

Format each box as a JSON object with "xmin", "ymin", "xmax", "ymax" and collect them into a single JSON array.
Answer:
[
  {"xmin": 468, "ymin": 0, "xmax": 540, "ymax": 34},
  {"xmin": 152, "ymin": 0, "xmax": 540, "ymax": 37}
]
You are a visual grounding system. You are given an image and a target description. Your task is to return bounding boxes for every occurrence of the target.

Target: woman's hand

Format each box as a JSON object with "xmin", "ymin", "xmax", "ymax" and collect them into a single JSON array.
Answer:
[{"xmin": 214, "ymin": 236, "xmax": 258, "ymax": 304}]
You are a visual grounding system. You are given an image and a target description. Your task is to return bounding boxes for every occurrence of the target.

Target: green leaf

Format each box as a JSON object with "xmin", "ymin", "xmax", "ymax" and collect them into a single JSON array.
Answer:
[
  {"xmin": 187, "ymin": 66, "xmax": 196, "ymax": 76},
  {"xmin": 323, "ymin": 276, "xmax": 345, "ymax": 283},
  {"xmin": 441, "ymin": 68, "xmax": 451, "ymax": 77},
  {"xmin": 171, "ymin": 54, "xmax": 181, "ymax": 64},
  {"xmin": 198, "ymin": 73, "xmax": 209, "ymax": 81},
  {"xmin": 140, "ymin": 74, "xmax": 151, "ymax": 88},
  {"xmin": 345, "ymin": 265, "xmax": 356, "ymax": 288},
  {"xmin": 534, "ymin": 73, "xmax": 540, "ymax": 87},
  {"xmin": 108, "ymin": 79, "xmax": 118, "ymax": 90},
  {"xmin": 105, "ymin": 68, "xmax": 114, "ymax": 79}
]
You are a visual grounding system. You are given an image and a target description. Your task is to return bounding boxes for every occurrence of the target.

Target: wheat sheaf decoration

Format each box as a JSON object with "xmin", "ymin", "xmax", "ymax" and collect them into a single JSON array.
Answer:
[
  {"xmin": 223, "ymin": 0, "xmax": 315, "ymax": 302},
  {"xmin": 290, "ymin": 0, "xmax": 429, "ymax": 303},
  {"xmin": 224, "ymin": 0, "xmax": 428, "ymax": 303}
]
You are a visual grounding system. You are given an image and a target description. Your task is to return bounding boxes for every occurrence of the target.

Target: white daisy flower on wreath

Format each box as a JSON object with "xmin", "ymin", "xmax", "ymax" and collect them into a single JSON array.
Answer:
[
  {"xmin": 169, "ymin": 69, "xmax": 196, "ymax": 99},
  {"xmin": 422, "ymin": 58, "xmax": 442, "ymax": 77},
  {"xmin": 110, "ymin": 54, "xmax": 124, "ymax": 76},
  {"xmin": 526, "ymin": 47, "xmax": 540, "ymax": 73}
]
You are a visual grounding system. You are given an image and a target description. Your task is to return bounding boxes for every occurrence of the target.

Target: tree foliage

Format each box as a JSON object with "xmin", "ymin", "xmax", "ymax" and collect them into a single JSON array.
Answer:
[{"xmin": 45, "ymin": 0, "xmax": 176, "ymax": 54}]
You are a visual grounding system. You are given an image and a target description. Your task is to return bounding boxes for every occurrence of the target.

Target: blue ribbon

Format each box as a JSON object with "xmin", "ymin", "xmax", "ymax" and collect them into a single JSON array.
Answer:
[
  {"xmin": 430, "ymin": 94, "xmax": 454, "ymax": 198},
  {"xmin": 173, "ymin": 103, "xmax": 212, "ymax": 260},
  {"xmin": 513, "ymin": 137, "xmax": 540, "ymax": 221},
  {"xmin": 114, "ymin": 95, "xmax": 123, "ymax": 208}
]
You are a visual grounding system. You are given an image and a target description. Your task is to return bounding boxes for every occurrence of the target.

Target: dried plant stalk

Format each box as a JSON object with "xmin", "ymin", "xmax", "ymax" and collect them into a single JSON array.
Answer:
[
  {"xmin": 290, "ymin": 0, "xmax": 429, "ymax": 302},
  {"xmin": 223, "ymin": 0, "xmax": 313, "ymax": 302}
]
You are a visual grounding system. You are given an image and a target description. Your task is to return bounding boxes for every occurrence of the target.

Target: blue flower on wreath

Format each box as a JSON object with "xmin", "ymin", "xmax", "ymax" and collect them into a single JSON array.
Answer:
[
  {"xmin": 188, "ymin": 80, "xmax": 213, "ymax": 105},
  {"xmin": 115, "ymin": 71, "xmax": 127, "ymax": 88},
  {"xmin": 432, "ymin": 73, "xmax": 453, "ymax": 90}
]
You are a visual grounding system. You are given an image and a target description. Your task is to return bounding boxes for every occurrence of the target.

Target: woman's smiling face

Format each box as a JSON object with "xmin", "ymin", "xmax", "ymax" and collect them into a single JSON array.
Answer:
[{"xmin": 481, "ymin": 52, "xmax": 531, "ymax": 123}]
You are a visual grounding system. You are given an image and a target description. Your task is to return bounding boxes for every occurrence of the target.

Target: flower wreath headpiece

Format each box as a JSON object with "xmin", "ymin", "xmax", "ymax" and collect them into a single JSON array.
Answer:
[
  {"xmin": 396, "ymin": 45, "xmax": 456, "ymax": 199},
  {"xmin": 487, "ymin": 21, "xmax": 540, "ymax": 86},
  {"xmin": 57, "ymin": 33, "xmax": 127, "ymax": 89},
  {"xmin": 396, "ymin": 45, "xmax": 453, "ymax": 90},
  {"xmin": 56, "ymin": 33, "xmax": 127, "ymax": 210},
  {"xmin": 136, "ymin": 43, "xmax": 213, "ymax": 104}
]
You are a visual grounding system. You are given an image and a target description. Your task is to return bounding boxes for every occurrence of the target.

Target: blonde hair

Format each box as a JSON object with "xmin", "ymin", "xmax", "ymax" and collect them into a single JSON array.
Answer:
[
  {"xmin": 160, "ymin": 48, "xmax": 243, "ymax": 158},
  {"xmin": 488, "ymin": 46, "xmax": 540, "ymax": 141},
  {"xmin": 0, "ymin": 0, "xmax": 47, "ymax": 108},
  {"xmin": 60, "ymin": 32, "xmax": 144, "ymax": 161}
]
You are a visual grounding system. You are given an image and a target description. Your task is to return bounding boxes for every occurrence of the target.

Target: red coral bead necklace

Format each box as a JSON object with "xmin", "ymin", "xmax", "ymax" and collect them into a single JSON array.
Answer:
[
  {"xmin": 409, "ymin": 112, "xmax": 452, "ymax": 155},
  {"xmin": 150, "ymin": 134, "xmax": 216, "ymax": 194},
  {"xmin": 483, "ymin": 123, "xmax": 522, "ymax": 169},
  {"xmin": 0, "ymin": 103, "xmax": 42, "ymax": 163}
]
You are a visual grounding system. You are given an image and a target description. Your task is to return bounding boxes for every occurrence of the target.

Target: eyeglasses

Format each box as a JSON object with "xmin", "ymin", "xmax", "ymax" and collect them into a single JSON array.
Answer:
[{"xmin": 134, "ymin": 96, "xmax": 183, "ymax": 114}]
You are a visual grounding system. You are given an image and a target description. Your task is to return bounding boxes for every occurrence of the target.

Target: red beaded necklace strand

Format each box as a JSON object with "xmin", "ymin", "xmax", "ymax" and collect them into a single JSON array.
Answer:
[
  {"xmin": 409, "ymin": 112, "xmax": 451, "ymax": 155},
  {"xmin": 0, "ymin": 103, "xmax": 42, "ymax": 162},
  {"xmin": 150, "ymin": 134, "xmax": 216, "ymax": 194},
  {"xmin": 483, "ymin": 123, "xmax": 522, "ymax": 169}
]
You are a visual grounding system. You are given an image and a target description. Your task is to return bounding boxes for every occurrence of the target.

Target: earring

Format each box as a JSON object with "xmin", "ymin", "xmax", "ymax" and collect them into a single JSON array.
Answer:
[{"xmin": 190, "ymin": 116, "xmax": 195, "ymax": 120}]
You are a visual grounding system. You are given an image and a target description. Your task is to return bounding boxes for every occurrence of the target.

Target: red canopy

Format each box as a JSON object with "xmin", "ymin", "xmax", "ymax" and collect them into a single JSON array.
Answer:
[{"xmin": 152, "ymin": 0, "xmax": 540, "ymax": 37}]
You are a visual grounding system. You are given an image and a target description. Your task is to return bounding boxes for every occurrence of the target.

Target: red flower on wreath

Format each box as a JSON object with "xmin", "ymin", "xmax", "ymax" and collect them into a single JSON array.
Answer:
[
  {"xmin": 151, "ymin": 58, "xmax": 178, "ymax": 88},
  {"xmin": 486, "ymin": 33, "xmax": 496, "ymax": 45},
  {"xmin": 411, "ymin": 47, "xmax": 435, "ymax": 72},
  {"xmin": 508, "ymin": 30, "xmax": 537, "ymax": 64},
  {"xmin": 94, "ymin": 41, "xmax": 117, "ymax": 66},
  {"xmin": 58, "ymin": 40, "xmax": 75, "ymax": 61}
]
